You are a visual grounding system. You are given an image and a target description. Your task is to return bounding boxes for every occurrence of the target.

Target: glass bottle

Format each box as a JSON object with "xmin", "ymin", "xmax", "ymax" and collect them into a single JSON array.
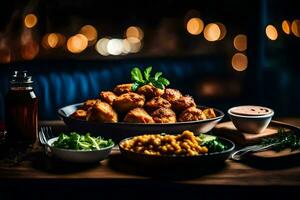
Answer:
[{"xmin": 5, "ymin": 71, "xmax": 38, "ymax": 144}]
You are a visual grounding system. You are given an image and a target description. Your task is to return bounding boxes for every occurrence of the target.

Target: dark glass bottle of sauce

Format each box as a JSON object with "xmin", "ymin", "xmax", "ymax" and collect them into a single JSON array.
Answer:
[{"xmin": 5, "ymin": 71, "xmax": 38, "ymax": 144}]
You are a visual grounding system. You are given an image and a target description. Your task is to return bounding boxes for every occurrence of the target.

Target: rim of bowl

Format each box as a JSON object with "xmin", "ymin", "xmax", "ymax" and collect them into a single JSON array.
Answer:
[
  {"xmin": 228, "ymin": 105, "xmax": 274, "ymax": 119},
  {"xmin": 119, "ymin": 136, "xmax": 235, "ymax": 157},
  {"xmin": 58, "ymin": 102, "xmax": 225, "ymax": 125},
  {"xmin": 47, "ymin": 137, "xmax": 115, "ymax": 152}
]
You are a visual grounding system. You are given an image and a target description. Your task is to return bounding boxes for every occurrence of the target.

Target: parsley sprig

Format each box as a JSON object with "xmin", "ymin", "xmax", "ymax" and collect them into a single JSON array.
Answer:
[
  {"xmin": 131, "ymin": 66, "xmax": 170, "ymax": 91},
  {"xmin": 261, "ymin": 129, "xmax": 300, "ymax": 152}
]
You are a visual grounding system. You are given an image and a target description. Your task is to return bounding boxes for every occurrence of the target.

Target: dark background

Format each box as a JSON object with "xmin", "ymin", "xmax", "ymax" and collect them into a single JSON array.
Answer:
[{"xmin": 0, "ymin": 0, "xmax": 300, "ymax": 120}]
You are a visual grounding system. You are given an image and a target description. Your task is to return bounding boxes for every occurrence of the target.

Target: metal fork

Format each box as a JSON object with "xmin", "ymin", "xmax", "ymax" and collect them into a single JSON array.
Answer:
[
  {"xmin": 39, "ymin": 126, "xmax": 54, "ymax": 155},
  {"xmin": 39, "ymin": 126, "xmax": 53, "ymax": 145},
  {"xmin": 231, "ymin": 143, "xmax": 278, "ymax": 161}
]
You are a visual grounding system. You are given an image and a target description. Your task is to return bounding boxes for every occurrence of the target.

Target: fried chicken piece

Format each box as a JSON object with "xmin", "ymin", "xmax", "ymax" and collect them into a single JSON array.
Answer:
[
  {"xmin": 113, "ymin": 83, "xmax": 133, "ymax": 95},
  {"xmin": 144, "ymin": 97, "xmax": 172, "ymax": 113},
  {"xmin": 71, "ymin": 109, "xmax": 87, "ymax": 120},
  {"xmin": 86, "ymin": 101, "xmax": 118, "ymax": 123},
  {"xmin": 100, "ymin": 91, "xmax": 118, "ymax": 105},
  {"xmin": 81, "ymin": 99, "xmax": 99, "ymax": 110},
  {"xmin": 172, "ymin": 95, "xmax": 196, "ymax": 112},
  {"xmin": 162, "ymin": 88, "xmax": 182, "ymax": 104},
  {"xmin": 124, "ymin": 108, "xmax": 154, "ymax": 123},
  {"xmin": 137, "ymin": 84, "xmax": 164, "ymax": 99},
  {"xmin": 178, "ymin": 107, "xmax": 207, "ymax": 122},
  {"xmin": 151, "ymin": 107, "xmax": 176, "ymax": 123},
  {"xmin": 203, "ymin": 108, "xmax": 217, "ymax": 119},
  {"xmin": 113, "ymin": 92, "xmax": 145, "ymax": 113}
]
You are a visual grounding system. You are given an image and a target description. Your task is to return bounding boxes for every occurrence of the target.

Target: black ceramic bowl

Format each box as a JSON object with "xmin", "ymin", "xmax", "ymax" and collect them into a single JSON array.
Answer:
[
  {"xmin": 119, "ymin": 136, "xmax": 235, "ymax": 167},
  {"xmin": 58, "ymin": 103, "xmax": 224, "ymax": 141}
]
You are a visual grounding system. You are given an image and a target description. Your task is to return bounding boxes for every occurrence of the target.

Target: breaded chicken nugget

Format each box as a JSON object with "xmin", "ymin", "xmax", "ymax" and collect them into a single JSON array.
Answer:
[
  {"xmin": 162, "ymin": 88, "xmax": 182, "ymax": 104},
  {"xmin": 100, "ymin": 91, "xmax": 117, "ymax": 105},
  {"xmin": 81, "ymin": 99, "xmax": 99, "ymax": 110},
  {"xmin": 124, "ymin": 108, "xmax": 154, "ymax": 123},
  {"xmin": 113, "ymin": 92, "xmax": 145, "ymax": 113},
  {"xmin": 71, "ymin": 109, "xmax": 87, "ymax": 120},
  {"xmin": 203, "ymin": 108, "xmax": 217, "ymax": 119},
  {"xmin": 172, "ymin": 95, "xmax": 196, "ymax": 112},
  {"xmin": 137, "ymin": 84, "xmax": 164, "ymax": 99},
  {"xmin": 113, "ymin": 83, "xmax": 133, "ymax": 95},
  {"xmin": 86, "ymin": 101, "xmax": 118, "ymax": 123},
  {"xmin": 151, "ymin": 107, "xmax": 176, "ymax": 123},
  {"xmin": 144, "ymin": 97, "xmax": 172, "ymax": 113},
  {"xmin": 178, "ymin": 107, "xmax": 206, "ymax": 122}
]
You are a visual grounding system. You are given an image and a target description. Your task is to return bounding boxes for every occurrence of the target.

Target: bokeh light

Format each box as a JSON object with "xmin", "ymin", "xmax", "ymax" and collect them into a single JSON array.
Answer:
[
  {"xmin": 0, "ymin": 50, "xmax": 10, "ymax": 63},
  {"xmin": 204, "ymin": 23, "xmax": 221, "ymax": 41},
  {"xmin": 24, "ymin": 14, "xmax": 38, "ymax": 28},
  {"xmin": 95, "ymin": 38, "xmax": 109, "ymax": 56},
  {"xmin": 233, "ymin": 34, "xmax": 247, "ymax": 51},
  {"xmin": 122, "ymin": 39, "xmax": 131, "ymax": 54},
  {"xmin": 216, "ymin": 23, "xmax": 227, "ymax": 40},
  {"xmin": 186, "ymin": 18, "xmax": 204, "ymax": 35},
  {"xmin": 282, "ymin": 20, "xmax": 291, "ymax": 35},
  {"xmin": 67, "ymin": 34, "xmax": 88, "ymax": 53},
  {"xmin": 42, "ymin": 33, "xmax": 65, "ymax": 49},
  {"xmin": 231, "ymin": 53, "xmax": 248, "ymax": 71},
  {"xmin": 0, "ymin": 39, "xmax": 11, "ymax": 63},
  {"xmin": 57, "ymin": 34, "xmax": 66, "ymax": 47},
  {"xmin": 291, "ymin": 20, "xmax": 300, "ymax": 37},
  {"xmin": 47, "ymin": 33, "xmax": 59, "ymax": 48},
  {"xmin": 21, "ymin": 29, "xmax": 32, "ymax": 45},
  {"xmin": 21, "ymin": 41, "xmax": 39, "ymax": 60},
  {"xmin": 127, "ymin": 37, "xmax": 142, "ymax": 53},
  {"xmin": 125, "ymin": 26, "xmax": 144, "ymax": 40},
  {"xmin": 80, "ymin": 25, "xmax": 98, "ymax": 45},
  {"xmin": 265, "ymin": 25, "xmax": 278, "ymax": 40},
  {"xmin": 107, "ymin": 39, "xmax": 123, "ymax": 55}
]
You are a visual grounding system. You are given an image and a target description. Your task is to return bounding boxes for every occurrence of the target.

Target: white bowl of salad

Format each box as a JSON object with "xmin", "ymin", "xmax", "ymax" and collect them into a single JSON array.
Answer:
[{"xmin": 45, "ymin": 132, "xmax": 114, "ymax": 163}]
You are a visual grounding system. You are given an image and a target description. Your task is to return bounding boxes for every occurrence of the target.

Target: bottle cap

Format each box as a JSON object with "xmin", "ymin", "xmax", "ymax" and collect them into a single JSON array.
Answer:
[{"xmin": 10, "ymin": 71, "xmax": 33, "ymax": 86}]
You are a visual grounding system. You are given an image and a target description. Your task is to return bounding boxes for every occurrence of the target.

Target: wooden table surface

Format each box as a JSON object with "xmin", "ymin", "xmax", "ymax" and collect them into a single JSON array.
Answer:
[{"xmin": 1, "ymin": 118, "xmax": 300, "ymax": 199}]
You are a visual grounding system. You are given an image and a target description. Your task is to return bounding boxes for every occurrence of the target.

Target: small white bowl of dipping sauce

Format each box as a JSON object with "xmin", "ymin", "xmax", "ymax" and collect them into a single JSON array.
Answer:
[{"xmin": 228, "ymin": 105, "xmax": 274, "ymax": 134}]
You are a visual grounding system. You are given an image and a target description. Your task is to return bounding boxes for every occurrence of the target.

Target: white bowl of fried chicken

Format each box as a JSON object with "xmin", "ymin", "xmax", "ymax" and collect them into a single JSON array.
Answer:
[{"xmin": 58, "ymin": 67, "xmax": 224, "ymax": 141}]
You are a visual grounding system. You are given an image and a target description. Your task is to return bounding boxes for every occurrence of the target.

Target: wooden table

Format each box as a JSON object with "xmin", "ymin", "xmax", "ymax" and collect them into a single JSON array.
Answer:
[{"xmin": 1, "ymin": 119, "xmax": 300, "ymax": 200}]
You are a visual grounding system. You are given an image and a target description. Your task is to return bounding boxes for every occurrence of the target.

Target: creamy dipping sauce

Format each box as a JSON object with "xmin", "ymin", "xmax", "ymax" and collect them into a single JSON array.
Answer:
[{"xmin": 230, "ymin": 106, "xmax": 272, "ymax": 116}]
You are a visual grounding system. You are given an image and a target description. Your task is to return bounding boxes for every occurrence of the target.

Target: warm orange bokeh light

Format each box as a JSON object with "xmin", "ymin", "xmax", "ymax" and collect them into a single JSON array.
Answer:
[
  {"xmin": 0, "ymin": 40, "xmax": 11, "ymax": 63},
  {"xmin": 67, "ymin": 34, "xmax": 88, "ymax": 53},
  {"xmin": 42, "ymin": 33, "xmax": 65, "ymax": 49},
  {"xmin": 233, "ymin": 34, "xmax": 247, "ymax": 51},
  {"xmin": 216, "ymin": 23, "xmax": 226, "ymax": 40},
  {"xmin": 204, "ymin": 23, "xmax": 221, "ymax": 41},
  {"xmin": 265, "ymin": 25, "xmax": 278, "ymax": 40},
  {"xmin": 48, "ymin": 33, "xmax": 59, "ymax": 48},
  {"xmin": 122, "ymin": 39, "xmax": 131, "ymax": 54},
  {"xmin": 186, "ymin": 18, "xmax": 204, "ymax": 35},
  {"xmin": 231, "ymin": 53, "xmax": 248, "ymax": 71},
  {"xmin": 80, "ymin": 25, "xmax": 98, "ymax": 45},
  {"xmin": 127, "ymin": 37, "xmax": 142, "ymax": 53},
  {"xmin": 126, "ymin": 26, "xmax": 144, "ymax": 40},
  {"xmin": 282, "ymin": 20, "xmax": 291, "ymax": 35},
  {"xmin": 24, "ymin": 14, "xmax": 38, "ymax": 28},
  {"xmin": 21, "ymin": 41, "xmax": 39, "ymax": 60},
  {"xmin": 291, "ymin": 20, "xmax": 300, "ymax": 37}
]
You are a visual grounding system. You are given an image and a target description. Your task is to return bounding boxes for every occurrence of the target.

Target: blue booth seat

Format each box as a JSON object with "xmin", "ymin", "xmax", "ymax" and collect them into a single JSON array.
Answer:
[{"xmin": 0, "ymin": 56, "xmax": 229, "ymax": 120}]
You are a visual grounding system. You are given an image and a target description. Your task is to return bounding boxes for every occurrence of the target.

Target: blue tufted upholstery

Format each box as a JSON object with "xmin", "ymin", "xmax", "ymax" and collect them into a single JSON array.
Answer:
[
  {"xmin": 1, "ymin": 56, "xmax": 300, "ymax": 120},
  {"xmin": 0, "ymin": 56, "xmax": 229, "ymax": 120}
]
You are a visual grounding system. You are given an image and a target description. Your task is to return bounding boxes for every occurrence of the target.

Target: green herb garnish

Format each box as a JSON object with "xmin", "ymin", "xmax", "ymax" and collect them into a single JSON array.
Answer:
[
  {"xmin": 130, "ymin": 66, "xmax": 170, "ymax": 91},
  {"xmin": 261, "ymin": 129, "xmax": 300, "ymax": 152},
  {"xmin": 53, "ymin": 132, "xmax": 114, "ymax": 150},
  {"xmin": 198, "ymin": 134, "xmax": 228, "ymax": 153}
]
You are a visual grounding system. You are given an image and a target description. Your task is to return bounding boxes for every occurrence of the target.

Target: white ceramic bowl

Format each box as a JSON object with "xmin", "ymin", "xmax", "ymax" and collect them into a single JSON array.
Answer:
[
  {"xmin": 228, "ymin": 106, "xmax": 274, "ymax": 134},
  {"xmin": 45, "ymin": 137, "xmax": 114, "ymax": 163}
]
